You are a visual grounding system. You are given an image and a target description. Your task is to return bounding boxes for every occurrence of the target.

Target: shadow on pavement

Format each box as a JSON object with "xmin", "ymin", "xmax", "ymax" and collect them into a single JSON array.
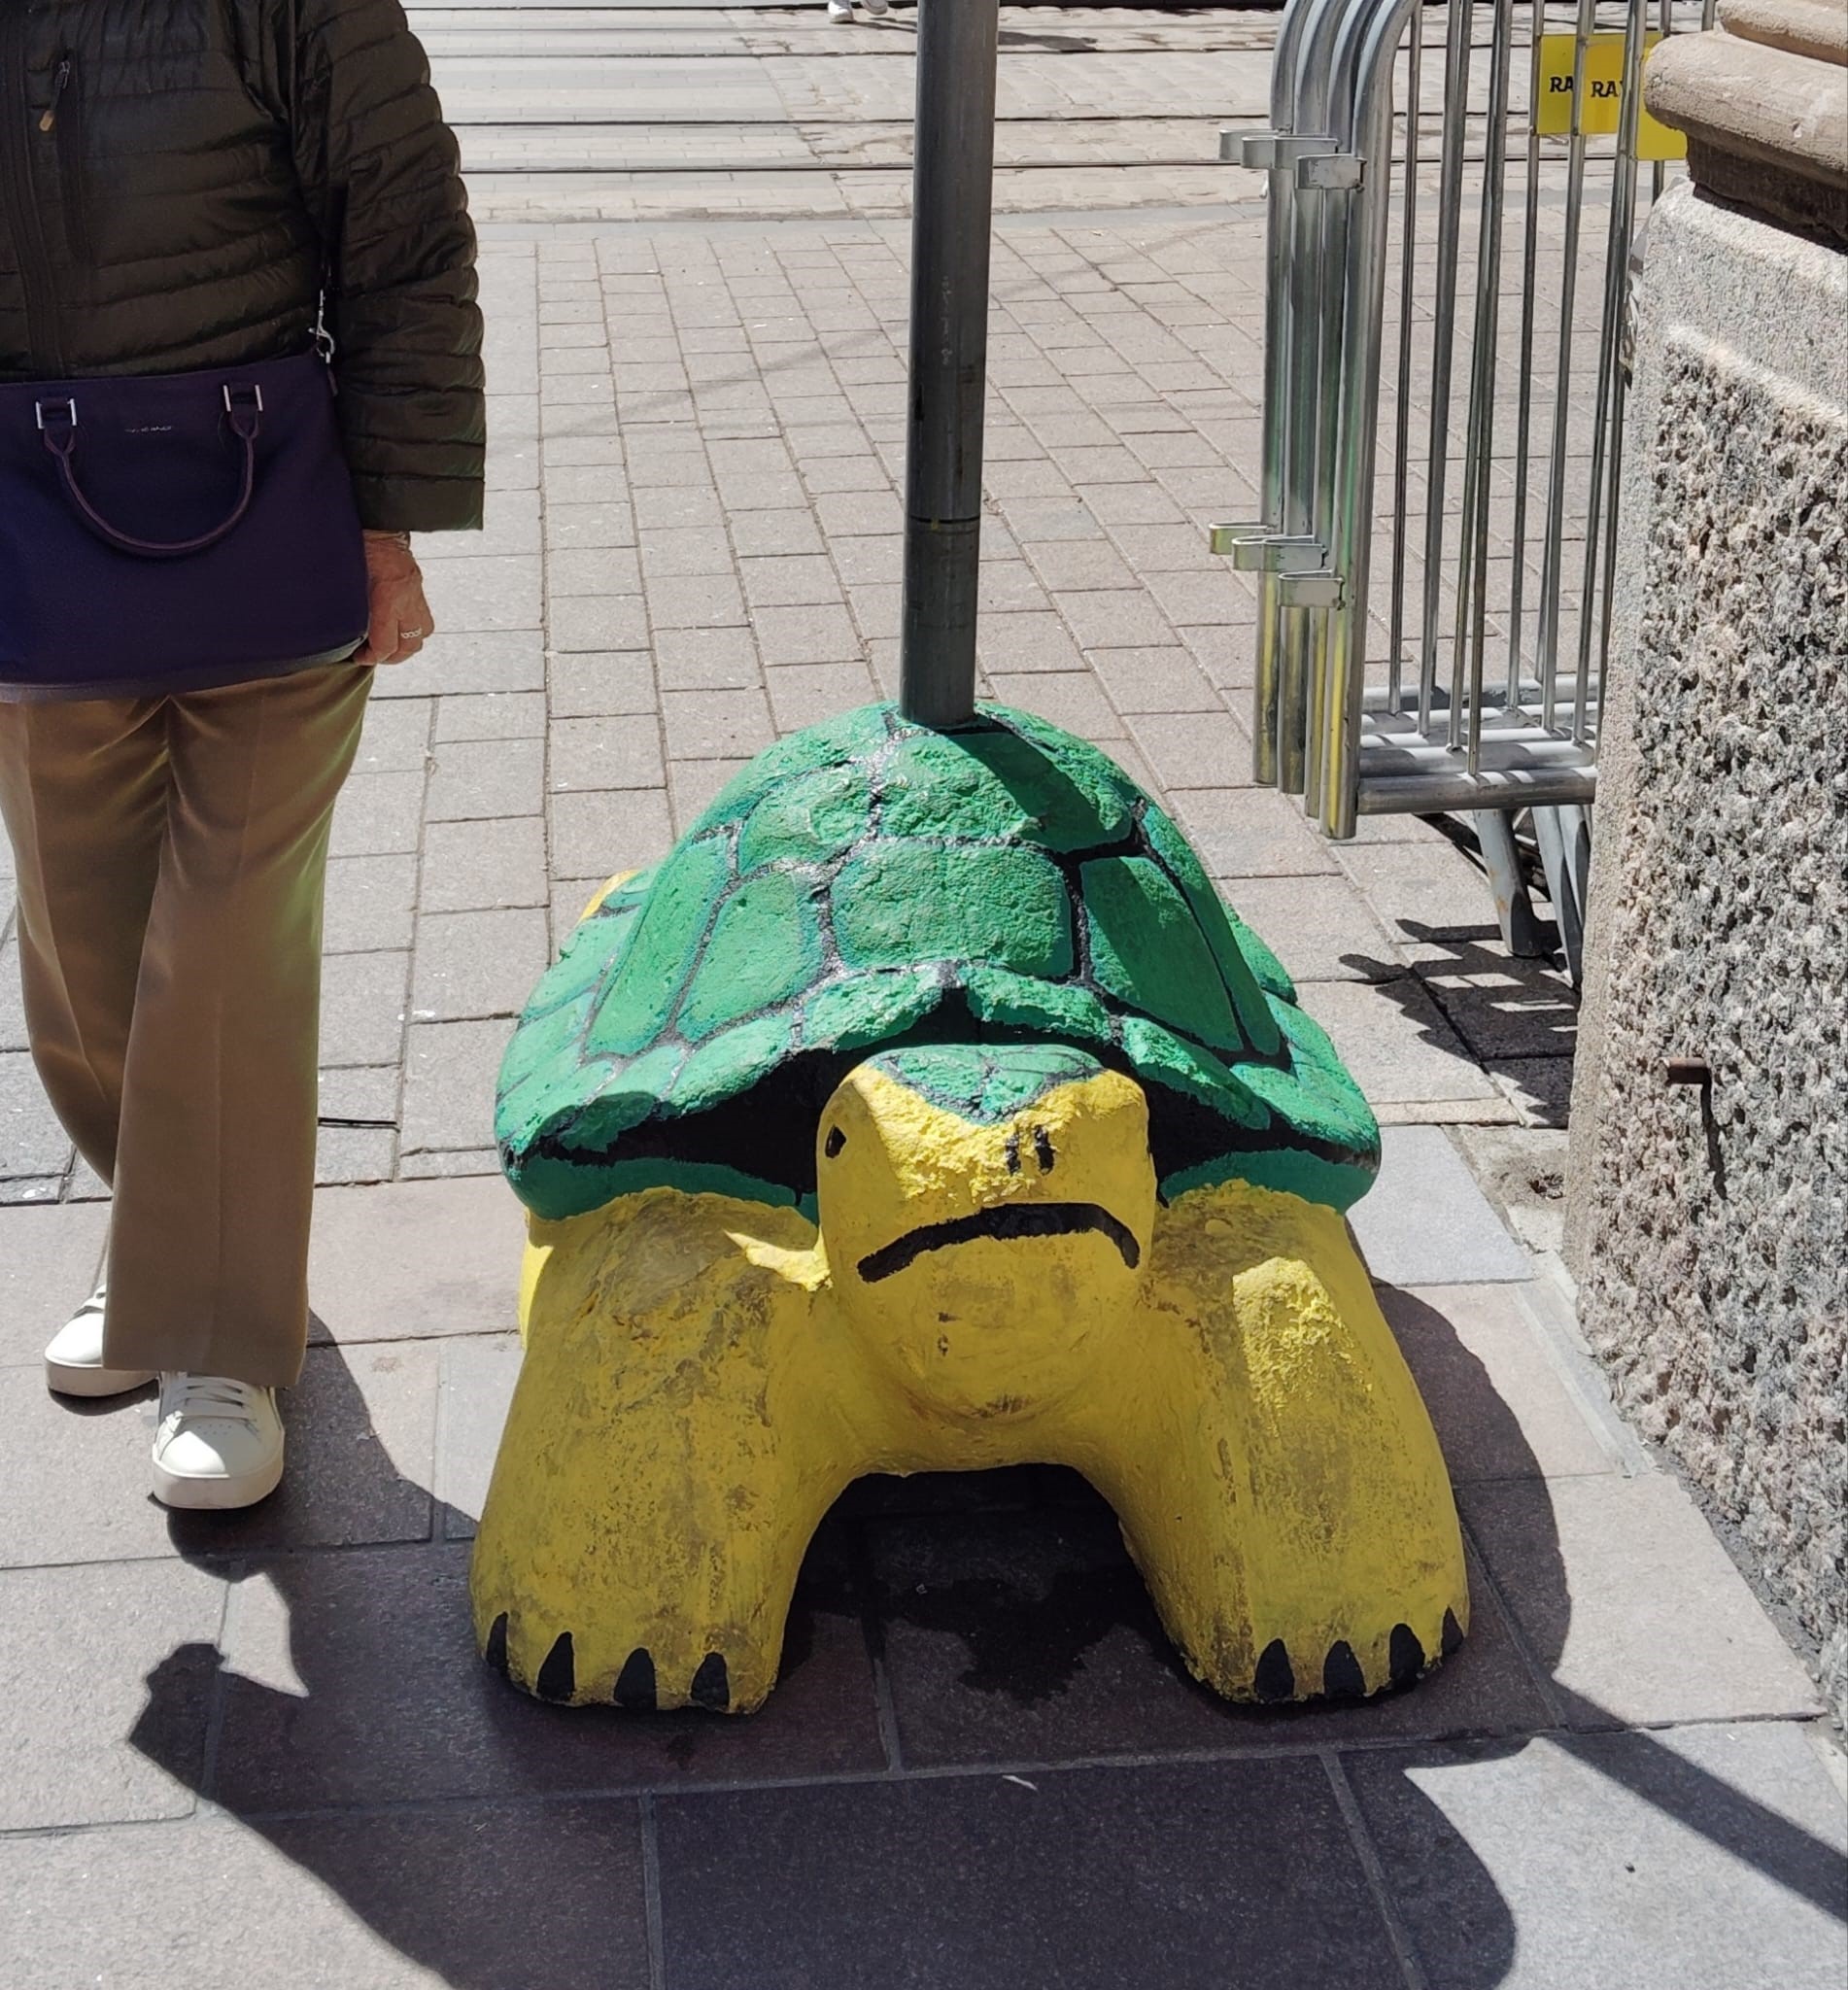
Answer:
[{"xmin": 126, "ymin": 1294, "xmax": 1844, "ymax": 1988}]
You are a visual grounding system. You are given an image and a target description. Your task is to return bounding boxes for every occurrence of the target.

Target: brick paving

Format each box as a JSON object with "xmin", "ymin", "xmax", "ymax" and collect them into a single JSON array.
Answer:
[{"xmin": 0, "ymin": 7, "xmax": 1843, "ymax": 1986}]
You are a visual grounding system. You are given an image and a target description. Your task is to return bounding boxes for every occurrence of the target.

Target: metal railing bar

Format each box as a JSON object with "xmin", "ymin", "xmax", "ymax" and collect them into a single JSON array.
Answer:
[
  {"xmin": 1241, "ymin": 79, "xmax": 1296, "ymax": 775},
  {"xmin": 1272, "ymin": 0, "xmax": 1352, "ymax": 796},
  {"xmin": 1505, "ymin": 0, "xmax": 1548, "ymax": 704},
  {"xmin": 1470, "ymin": 5, "xmax": 1521, "ymax": 736},
  {"xmin": 1653, "ymin": 0, "xmax": 1673, "ymax": 201},
  {"xmin": 1361, "ymin": 732, "xmax": 1600, "ymax": 770},
  {"xmin": 1574, "ymin": 0, "xmax": 1647, "ymax": 742},
  {"xmin": 1534, "ymin": 0, "xmax": 1598, "ymax": 735},
  {"xmin": 1386, "ymin": 2, "xmax": 1423, "ymax": 714},
  {"xmin": 1417, "ymin": 0, "xmax": 1475, "ymax": 738},
  {"xmin": 1356, "ymin": 763, "xmax": 1598, "ymax": 811},
  {"xmin": 1321, "ymin": 0, "xmax": 1424, "ymax": 836},
  {"xmin": 1363, "ymin": 679, "xmax": 1594, "ymax": 716},
  {"xmin": 1454, "ymin": 0, "xmax": 1518, "ymax": 771}
]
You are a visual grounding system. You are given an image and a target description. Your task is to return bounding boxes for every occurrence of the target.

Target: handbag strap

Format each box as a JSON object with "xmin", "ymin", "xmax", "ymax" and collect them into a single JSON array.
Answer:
[{"xmin": 36, "ymin": 386, "xmax": 263, "ymax": 561}]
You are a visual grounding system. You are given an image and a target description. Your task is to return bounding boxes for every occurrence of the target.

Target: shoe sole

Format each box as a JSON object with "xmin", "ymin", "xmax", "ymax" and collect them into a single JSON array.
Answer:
[
  {"xmin": 46, "ymin": 1359, "xmax": 156, "ymax": 1398},
  {"xmin": 152, "ymin": 1445, "xmax": 286, "ymax": 1512}
]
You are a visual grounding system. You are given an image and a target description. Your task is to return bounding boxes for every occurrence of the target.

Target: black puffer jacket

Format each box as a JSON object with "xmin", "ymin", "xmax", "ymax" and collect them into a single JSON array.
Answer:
[{"xmin": 0, "ymin": 0, "xmax": 484, "ymax": 532}]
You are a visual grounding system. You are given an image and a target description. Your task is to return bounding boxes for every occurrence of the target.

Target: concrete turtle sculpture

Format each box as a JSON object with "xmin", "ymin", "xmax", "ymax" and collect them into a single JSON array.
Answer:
[{"xmin": 473, "ymin": 702, "xmax": 1467, "ymax": 1712}]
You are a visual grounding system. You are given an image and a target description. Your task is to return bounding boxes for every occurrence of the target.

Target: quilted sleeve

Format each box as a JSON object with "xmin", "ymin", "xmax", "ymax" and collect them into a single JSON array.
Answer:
[{"xmin": 282, "ymin": 0, "xmax": 486, "ymax": 532}]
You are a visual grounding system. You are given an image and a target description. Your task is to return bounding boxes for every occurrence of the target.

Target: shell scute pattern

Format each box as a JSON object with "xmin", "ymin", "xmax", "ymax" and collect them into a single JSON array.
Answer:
[{"xmin": 496, "ymin": 703, "xmax": 1379, "ymax": 1221}]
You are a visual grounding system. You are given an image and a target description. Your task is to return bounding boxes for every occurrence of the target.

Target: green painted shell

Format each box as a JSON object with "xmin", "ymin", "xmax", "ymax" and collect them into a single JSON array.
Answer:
[{"xmin": 496, "ymin": 703, "xmax": 1379, "ymax": 1221}]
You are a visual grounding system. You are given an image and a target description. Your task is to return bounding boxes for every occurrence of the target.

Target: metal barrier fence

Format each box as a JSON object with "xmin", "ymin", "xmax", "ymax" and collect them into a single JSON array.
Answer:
[{"xmin": 1218, "ymin": 0, "xmax": 1707, "ymax": 962}]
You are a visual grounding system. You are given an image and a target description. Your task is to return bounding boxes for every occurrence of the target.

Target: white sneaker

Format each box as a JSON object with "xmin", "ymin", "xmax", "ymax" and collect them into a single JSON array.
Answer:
[
  {"xmin": 864, "ymin": 0, "xmax": 889, "ymax": 14},
  {"xmin": 152, "ymin": 1373, "xmax": 286, "ymax": 1511},
  {"xmin": 44, "ymin": 1281, "xmax": 155, "ymax": 1397},
  {"xmin": 827, "ymin": 0, "xmax": 854, "ymax": 19}
]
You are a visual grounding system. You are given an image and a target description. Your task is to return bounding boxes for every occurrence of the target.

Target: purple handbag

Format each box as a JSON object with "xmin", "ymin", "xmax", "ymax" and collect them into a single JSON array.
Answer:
[{"xmin": 0, "ymin": 351, "xmax": 370, "ymax": 703}]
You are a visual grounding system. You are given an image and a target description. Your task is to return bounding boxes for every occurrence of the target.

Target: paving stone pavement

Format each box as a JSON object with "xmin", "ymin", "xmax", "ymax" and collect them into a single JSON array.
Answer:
[
  {"xmin": 1, "ymin": 7, "xmax": 1842, "ymax": 1987},
  {"xmin": 422, "ymin": 0, "xmax": 1281, "ymax": 224}
]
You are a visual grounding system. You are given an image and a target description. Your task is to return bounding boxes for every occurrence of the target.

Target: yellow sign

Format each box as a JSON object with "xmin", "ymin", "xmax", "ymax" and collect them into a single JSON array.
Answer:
[{"xmin": 1536, "ymin": 31, "xmax": 1687, "ymax": 161}]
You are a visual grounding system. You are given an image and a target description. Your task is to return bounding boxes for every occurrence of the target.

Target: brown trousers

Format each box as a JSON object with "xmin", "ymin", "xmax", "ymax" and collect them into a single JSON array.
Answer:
[{"xmin": 0, "ymin": 666, "xmax": 373, "ymax": 1388}]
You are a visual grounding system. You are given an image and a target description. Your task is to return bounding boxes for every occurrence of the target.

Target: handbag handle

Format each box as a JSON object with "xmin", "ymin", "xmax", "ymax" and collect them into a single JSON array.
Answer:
[{"xmin": 36, "ymin": 386, "xmax": 262, "ymax": 561}]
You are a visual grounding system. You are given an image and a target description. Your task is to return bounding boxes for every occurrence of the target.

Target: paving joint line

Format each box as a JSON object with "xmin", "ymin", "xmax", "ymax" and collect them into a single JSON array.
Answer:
[
  {"xmin": 1319, "ymin": 1748, "xmax": 1433, "ymax": 1990},
  {"xmin": 6, "ymin": 1706, "xmax": 1831, "ymax": 1848},
  {"xmin": 639, "ymin": 1793, "xmax": 668, "ymax": 1990}
]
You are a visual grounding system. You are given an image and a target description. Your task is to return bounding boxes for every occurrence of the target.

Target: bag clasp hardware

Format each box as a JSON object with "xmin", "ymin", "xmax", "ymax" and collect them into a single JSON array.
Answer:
[
  {"xmin": 34, "ymin": 397, "xmax": 77, "ymax": 433},
  {"xmin": 222, "ymin": 381, "xmax": 264, "ymax": 443}
]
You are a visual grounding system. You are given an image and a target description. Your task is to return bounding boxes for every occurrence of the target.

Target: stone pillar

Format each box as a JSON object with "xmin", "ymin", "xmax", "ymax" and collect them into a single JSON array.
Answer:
[{"xmin": 1566, "ymin": 2, "xmax": 1847, "ymax": 1724}]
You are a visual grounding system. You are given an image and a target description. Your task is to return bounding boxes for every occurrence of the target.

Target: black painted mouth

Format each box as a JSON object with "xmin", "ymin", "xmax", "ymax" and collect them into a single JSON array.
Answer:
[{"xmin": 857, "ymin": 1202, "xmax": 1142, "ymax": 1284}]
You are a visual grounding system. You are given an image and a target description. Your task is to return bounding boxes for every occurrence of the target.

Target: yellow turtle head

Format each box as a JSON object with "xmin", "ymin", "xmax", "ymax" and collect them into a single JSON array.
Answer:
[{"xmin": 815, "ymin": 1045, "xmax": 1156, "ymax": 1420}]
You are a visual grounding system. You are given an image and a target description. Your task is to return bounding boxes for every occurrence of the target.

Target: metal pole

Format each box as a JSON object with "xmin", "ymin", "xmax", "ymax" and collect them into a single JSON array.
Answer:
[
  {"xmin": 1417, "ymin": 0, "xmax": 1473, "ymax": 741},
  {"xmin": 1456, "ymin": 0, "xmax": 1516, "ymax": 774},
  {"xmin": 900, "ymin": 0, "xmax": 1000, "ymax": 731},
  {"xmin": 1506, "ymin": 0, "xmax": 1547, "ymax": 708},
  {"xmin": 1386, "ymin": 0, "xmax": 1423, "ymax": 718},
  {"xmin": 1536, "ymin": 0, "xmax": 1598, "ymax": 734},
  {"xmin": 1321, "ymin": 0, "xmax": 1420, "ymax": 839},
  {"xmin": 1575, "ymin": 0, "xmax": 1647, "ymax": 744}
]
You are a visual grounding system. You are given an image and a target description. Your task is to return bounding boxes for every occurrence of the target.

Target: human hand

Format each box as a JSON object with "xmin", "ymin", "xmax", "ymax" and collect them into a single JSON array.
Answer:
[{"xmin": 357, "ymin": 531, "xmax": 434, "ymax": 666}]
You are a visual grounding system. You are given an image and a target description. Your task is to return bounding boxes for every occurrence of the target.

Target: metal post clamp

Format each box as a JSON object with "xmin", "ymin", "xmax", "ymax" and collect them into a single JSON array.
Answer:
[{"xmin": 1221, "ymin": 130, "xmax": 1341, "ymax": 168}]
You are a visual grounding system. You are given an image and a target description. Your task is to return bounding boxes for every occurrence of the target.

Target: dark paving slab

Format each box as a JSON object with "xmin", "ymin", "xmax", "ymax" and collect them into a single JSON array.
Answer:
[
  {"xmin": 869, "ymin": 1498, "xmax": 1234, "ymax": 1764},
  {"xmin": 1346, "ymin": 1723, "xmax": 1848, "ymax": 1990},
  {"xmin": 1413, "ymin": 949, "xmax": 1580, "ymax": 1064},
  {"xmin": 172, "ymin": 1341, "xmax": 439, "ymax": 1558},
  {"xmin": 868, "ymin": 1496, "xmax": 1553, "ymax": 1768},
  {"xmin": 202, "ymin": 1538, "xmax": 886, "ymax": 1814},
  {"xmin": 0, "ymin": 1801, "xmax": 651, "ymax": 1990},
  {"xmin": 655, "ymin": 1756, "xmax": 1409, "ymax": 1990}
]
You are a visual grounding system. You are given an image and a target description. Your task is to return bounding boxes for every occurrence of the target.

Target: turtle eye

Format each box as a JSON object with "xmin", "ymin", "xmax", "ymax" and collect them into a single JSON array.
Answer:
[
  {"xmin": 825, "ymin": 1126, "xmax": 846, "ymax": 1159},
  {"xmin": 1033, "ymin": 1127, "xmax": 1055, "ymax": 1172}
]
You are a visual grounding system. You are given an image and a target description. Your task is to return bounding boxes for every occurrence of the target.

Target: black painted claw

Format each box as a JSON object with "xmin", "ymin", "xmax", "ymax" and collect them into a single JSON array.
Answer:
[
  {"xmin": 1441, "ymin": 1607, "xmax": 1465, "ymax": 1658},
  {"xmin": 1387, "ymin": 1622, "xmax": 1425, "ymax": 1689},
  {"xmin": 690, "ymin": 1651, "xmax": 731, "ymax": 1711},
  {"xmin": 1253, "ymin": 1638, "xmax": 1295, "ymax": 1702},
  {"xmin": 484, "ymin": 1612, "xmax": 510, "ymax": 1678},
  {"xmin": 536, "ymin": 1630, "xmax": 576, "ymax": 1702},
  {"xmin": 615, "ymin": 1647, "xmax": 658, "ymax": 1711},
  {"xmin": 1321, "ymin": 1640, "xmax": 1367, "ymax": 1699}
]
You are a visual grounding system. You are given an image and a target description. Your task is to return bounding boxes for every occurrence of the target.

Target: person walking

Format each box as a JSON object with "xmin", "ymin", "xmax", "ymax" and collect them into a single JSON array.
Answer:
[{"xmin": 0, "ymin": 1, "xmax": 484, "ymax": 1508}]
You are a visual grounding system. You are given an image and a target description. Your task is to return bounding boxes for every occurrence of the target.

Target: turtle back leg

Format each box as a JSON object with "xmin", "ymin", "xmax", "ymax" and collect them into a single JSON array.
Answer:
[
  {"xmin": 469, "ymin": 1192, "xmax": 851, "ymax": 1712},
  {"xmin": 1058, "ymin": 1180, "xmax": 1468, "ymax": 1701}
]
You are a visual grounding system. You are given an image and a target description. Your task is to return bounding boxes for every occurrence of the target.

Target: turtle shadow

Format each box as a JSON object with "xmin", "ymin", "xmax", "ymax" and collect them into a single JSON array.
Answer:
[{"xmin": 123, "ymin": 1301, "xmax": 1845, "ymax": 1988}]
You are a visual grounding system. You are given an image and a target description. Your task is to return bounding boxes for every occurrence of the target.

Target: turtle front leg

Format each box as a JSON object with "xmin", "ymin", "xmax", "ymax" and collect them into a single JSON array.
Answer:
[
  {"xmin": 1066, "ymin": 1180, "xmax": 1468, "ymax": 1702},
  {"xmin": 471, "ymin": 1194, "xmax": 839, "ymax": 1712}
]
